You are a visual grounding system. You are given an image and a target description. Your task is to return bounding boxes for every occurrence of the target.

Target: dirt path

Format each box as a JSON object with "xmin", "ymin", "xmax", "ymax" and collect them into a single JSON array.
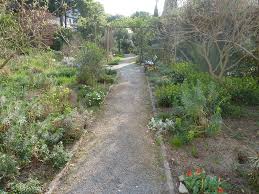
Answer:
[{"xmin": 51, "ymin": 57, "xmax": 168, "ymax": 194}]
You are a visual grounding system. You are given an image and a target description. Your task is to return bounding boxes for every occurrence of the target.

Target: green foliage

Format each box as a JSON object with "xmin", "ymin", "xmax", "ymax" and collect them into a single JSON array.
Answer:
[
  {"xmin": 77, "ymin": 42, "xmax": 105, "ymax": 86},
  {"xmin": 169, "ymin": 136, "xmax": 183, "ymax": 148},
  {"xmin": 108, "ymin": 57, "xmax": 121, "ymax": 65},
  {"xmin": 51, "ymin": 28, "xmax": 73, "ymax": 51},
  {"xmin": 0, "ymin": 153, "xmax": 18, "ymax": 180},
  {"xmin": 248, "ymin": 154, "xmax": 259, "ymax": 185},
  {"xmin": 191, "ymin": 146, "xmax": 199, "ymax": 158},
  {"xmin": 98, "ymin": 74, "xmax": 115, "ymax": 84},
  {"xmin": 10, "ymin": 179, "xmax": 42, "ymax": 194},
  {"xmin": 77, "ymin": 0, "xmax": 106, "ymax": 42},
  {"xmin": 184, "ymin": 169, "xmax": 227, "ymax": 194},
  {"xmin": 155, "ymin": 84, "xmax": 181, "ymax": 107},
  {"xmin": 50, "ymin": 142, "xmax": 70, "ymax": 169},
  {"xmin": 181, "ymin": 81, "xmax": 207, "ymax": 119},
  {"xmin": 224, "ymin": 77, "xmax": 259, "ymax": 105},
  {"xmin": 77, "ymin": 85, "xmax": 106, "ymax": 107},
  {"xmin": 0, "ymin": 51, "xmax": 95, "ymax": 192},
  {"xmin": 0, "ymin": 11, "xmax": 29, "ymax": 57}
]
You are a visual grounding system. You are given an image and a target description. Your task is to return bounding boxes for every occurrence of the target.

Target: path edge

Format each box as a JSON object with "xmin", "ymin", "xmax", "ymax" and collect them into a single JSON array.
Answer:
[
  {"xmin": 146, "ymin": 76, "xmax": 176, "ymax": 194},
  {"xmin": 45, "ymin": 84, "xmax": 115, "ymax": 194}
]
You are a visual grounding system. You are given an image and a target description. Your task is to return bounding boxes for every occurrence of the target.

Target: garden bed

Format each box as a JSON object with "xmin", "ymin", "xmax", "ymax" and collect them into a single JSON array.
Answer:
[
  {"xmin": 147, "ymin": 63, "xmax": 259, "ymax": 194},
  {"xmin": 0, "ymin": 51, "xmax": 117, "ymax": 193}
]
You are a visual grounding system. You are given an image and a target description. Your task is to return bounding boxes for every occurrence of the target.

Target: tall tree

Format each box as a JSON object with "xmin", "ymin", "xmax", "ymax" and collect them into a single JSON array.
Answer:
[{"xmin": 76, "ymin": 0, "xmax": 106, "ymax": 42}]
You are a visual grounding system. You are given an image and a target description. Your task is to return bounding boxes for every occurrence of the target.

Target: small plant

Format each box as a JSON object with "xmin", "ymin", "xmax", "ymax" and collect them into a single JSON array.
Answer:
[
  {"xmin": 49, "ymin": 142, "xmax": 70, "ymax": 169},
  {"xmin": 191, "ymin": 146, "xmax": 199, "ymax": 158},
  {"xmin": 10, "ymin": 178, "xmax": 42, "ymax": 194},
  {"xmin": 155, "ymin": 84, "xmax": 181, "ymax": 107},
  {"xmin": 148, "ymin": 117, "xmax": 175, "ymax": 133},
  {"xmin": 184, "ymin": 168, "xmax": 227, "ymax": 194},
  {"xmin": 169, "ymin": 136, "xmax": 183, "ymax": 148}
]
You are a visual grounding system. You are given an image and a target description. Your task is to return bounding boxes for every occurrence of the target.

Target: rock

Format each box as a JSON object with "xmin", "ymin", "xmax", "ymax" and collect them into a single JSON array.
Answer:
[
  {"xmin": 179, "ymin": 182, "xmax": 188, "ymax": 194},
  {"xmin": 178, "ymin": 175, "xmax": 185, "ymax": 182}
]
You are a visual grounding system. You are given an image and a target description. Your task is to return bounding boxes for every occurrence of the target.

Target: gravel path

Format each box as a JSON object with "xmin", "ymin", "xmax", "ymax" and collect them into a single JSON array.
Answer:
[{"xmin": 52, "ymin": 58, "xmax": 168, "ymax": 194}]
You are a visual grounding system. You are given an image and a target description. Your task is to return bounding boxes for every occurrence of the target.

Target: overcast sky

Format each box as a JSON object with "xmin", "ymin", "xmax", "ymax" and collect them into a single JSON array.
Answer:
[{"xmin": 96, "ymin": 0, "xmax": 166, "ymax": 16}]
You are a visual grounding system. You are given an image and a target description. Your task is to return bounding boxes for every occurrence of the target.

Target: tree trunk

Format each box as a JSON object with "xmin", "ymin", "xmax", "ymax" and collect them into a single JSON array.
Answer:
[
  {"xmin": 60, "ymin": 16, "xmax": 64, "ymax": 27},
  {"xmin": 64, "ymin": 12, "xmax": 67, "ymax": 28}
]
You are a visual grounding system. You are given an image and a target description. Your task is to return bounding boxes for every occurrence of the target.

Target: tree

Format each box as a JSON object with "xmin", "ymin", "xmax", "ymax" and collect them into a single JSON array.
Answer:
[
  {"xmin": 161, "ymin": 0, "xmax": 259, "ymax": 79},
  {"xmin": 76, "ymin": 0, "xmax": 106, "ymax": 42},
  {"xmin": 48, "ymin": 0, "xmax": 76, "ymax": 27}
]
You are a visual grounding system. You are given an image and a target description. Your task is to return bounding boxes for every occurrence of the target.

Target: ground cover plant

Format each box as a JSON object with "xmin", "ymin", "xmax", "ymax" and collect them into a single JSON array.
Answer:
[{"xmin": 0, "ymin": 50, "xmax": 116, "ymax": 193}]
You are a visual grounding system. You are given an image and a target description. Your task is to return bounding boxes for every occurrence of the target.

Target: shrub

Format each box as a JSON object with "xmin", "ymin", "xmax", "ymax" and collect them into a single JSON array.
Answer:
[
  {"xmin": 98, "ymin": 74, "xmax": 115, "ymax": 84},
  {"xmin": 0, "ymin": 153, "xmax": 18, "ymax": 180},
  {"xmin": 10, "ymin": 179, "xmax": 42, "ymax": 194},
  {"xmin": 104, "ymin": 69, "xmax": 117, "ymax": 76},
  {"xmin": 180, "ymin": 81, "xmax": 222, "ymax": 136},
  {"xmin": 51, "ymin": 28, "xmax": 73, "ymax": 51},
  {"xmin": 77, "ymin": 42, "xmax": 105, "ymax": 86},
  {"xmin": 155, "ymin": 84, "xmax": 181, "ymax": 107},
  {"xmin": 78, "ymin": 85, "xmax": 106, "ymax": 107},
  {"xmin": 62, "ymin": 109, "xmax": 92, "ymax": 143},
  {"xmin": 108, "ymin": 57, "xmax": 121, "ymax": 65},
  {"xmin": 224, "ymin": 77, "xmax": 259, "ymax": 105},
  {"xmin": 49, "ymin": 142, "xmax": 70, "ymax": 169}
]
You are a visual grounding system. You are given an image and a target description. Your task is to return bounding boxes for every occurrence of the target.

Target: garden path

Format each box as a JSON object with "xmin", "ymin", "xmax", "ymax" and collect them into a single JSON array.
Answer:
[{"xmin": 51, "ymin": 56, "xmax": 168, "ymax": 194}]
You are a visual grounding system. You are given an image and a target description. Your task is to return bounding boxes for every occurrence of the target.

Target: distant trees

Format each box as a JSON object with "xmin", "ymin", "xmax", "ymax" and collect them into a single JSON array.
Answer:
[{"xmin": 76, "ymin": 0, "xmax": 106, "ymax": 42}]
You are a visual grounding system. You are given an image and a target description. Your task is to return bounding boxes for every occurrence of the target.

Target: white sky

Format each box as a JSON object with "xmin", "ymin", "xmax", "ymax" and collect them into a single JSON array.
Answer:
[{"xmin": 96, "ymin": 0, "xmax": 166, "ymax": 16}]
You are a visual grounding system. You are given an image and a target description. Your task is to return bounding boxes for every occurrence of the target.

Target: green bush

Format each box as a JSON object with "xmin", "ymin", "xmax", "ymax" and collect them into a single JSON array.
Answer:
[
  {"xmin": 224, "ymin": 77, "xmax": 259, "ymax": 105},
  {"xmin": 50, "ymin": 142, "xmax": 70, "ymax": 169},
  {"xmin": 180, "ymin": 81, "xmax": 222, "ymax": 137},
  {"xmin": 108, "ymin": 57, "xmax": 121, "ymax": 65},
  {"xmin": 77, "ymin": 42, "xmax": 105, "ymax": 86},
  {"xmin": 10, "ymin": 179, "xmax": 42, "ymax": 194},
  {"xmin": 98, "ymin": 74, "xmax": 115, "ymax": 84},
  {"xmin": 0, "ymin": 153, "xmax": 18, "ymax": 180},
  {"xmin": 155, "ymin": 84, "xmax": 181, "ymax": 107},
  {"xmin": 78, "ymin": 85, "xmax": 106, "ymax": 107},
  {"xmin": 51, "ymin": 28, "xmax": 73, "ymax": 51},
  {"xmin": 105, "ymin": 69, "xmax": 117, "ymax": 76}
]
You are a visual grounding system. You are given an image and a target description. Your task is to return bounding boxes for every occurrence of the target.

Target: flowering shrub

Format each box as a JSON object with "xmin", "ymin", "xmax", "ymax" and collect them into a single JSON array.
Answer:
[
  {"xmin": 184, "ymin": 168, "xmax": 227, "ymax": 194},
  {"xmin": 78, "ymin": 85, "xmax": 106, "ymax": 107}
]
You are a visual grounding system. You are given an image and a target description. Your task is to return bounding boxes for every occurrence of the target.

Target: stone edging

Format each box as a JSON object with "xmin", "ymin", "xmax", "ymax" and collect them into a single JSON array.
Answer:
[{"xmin": 146, "ymin": 76, "xmax": 176, "ymax": 194}]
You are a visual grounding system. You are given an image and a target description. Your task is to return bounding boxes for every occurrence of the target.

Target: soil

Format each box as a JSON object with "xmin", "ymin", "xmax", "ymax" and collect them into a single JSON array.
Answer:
[
  {"xmin": 50, "ymin": 57, "xmax": 168, "ymax": 194},
  {"xmin": 164, "ymin": 106, "xmax": 259, "ymax": 194}
]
